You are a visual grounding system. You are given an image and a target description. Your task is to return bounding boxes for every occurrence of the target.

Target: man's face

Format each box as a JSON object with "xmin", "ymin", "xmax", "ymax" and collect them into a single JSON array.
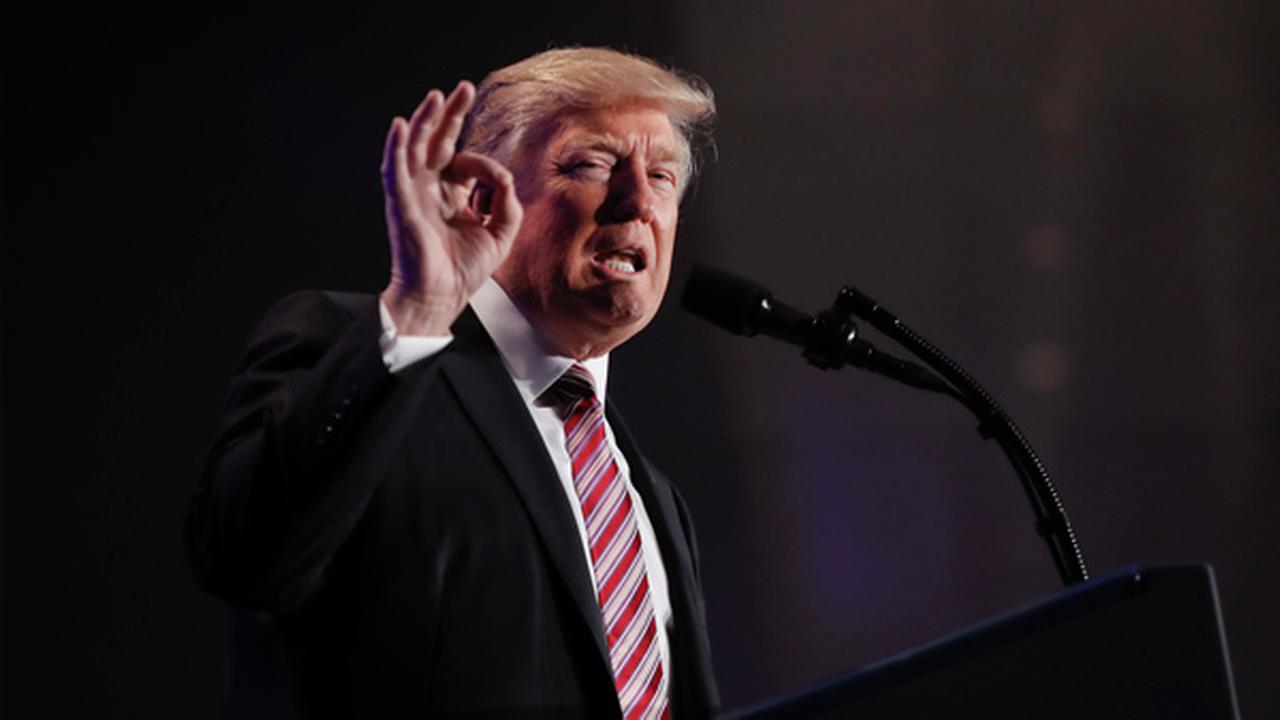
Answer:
[{"xmin": 492, "ymin": 104, "xmax": 685, "ymax": 359}]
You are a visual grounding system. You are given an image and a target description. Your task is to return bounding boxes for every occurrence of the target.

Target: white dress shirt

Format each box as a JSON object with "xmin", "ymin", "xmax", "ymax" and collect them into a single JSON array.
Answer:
[{"xmin": 377, "ymin": 278, "xmax": 673, "ymax": 680}]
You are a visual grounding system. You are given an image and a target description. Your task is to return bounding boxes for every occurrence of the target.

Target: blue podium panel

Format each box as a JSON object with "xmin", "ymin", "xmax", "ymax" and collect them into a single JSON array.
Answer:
[{"xmin": 734, "ymin": 565, "xmax": 1239, "ymax": 720}]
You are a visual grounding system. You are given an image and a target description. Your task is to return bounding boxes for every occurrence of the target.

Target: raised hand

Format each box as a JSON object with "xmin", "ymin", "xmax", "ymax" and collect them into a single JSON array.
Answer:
[{"xmin": 379, "ymin": 81, "xmax": 523, "ymax": 336}]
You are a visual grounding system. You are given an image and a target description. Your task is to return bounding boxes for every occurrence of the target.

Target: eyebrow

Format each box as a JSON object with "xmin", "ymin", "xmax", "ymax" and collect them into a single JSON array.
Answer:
[{"xmin": 562, "ymin": 133, "xmax": 687, "ymax": 167}]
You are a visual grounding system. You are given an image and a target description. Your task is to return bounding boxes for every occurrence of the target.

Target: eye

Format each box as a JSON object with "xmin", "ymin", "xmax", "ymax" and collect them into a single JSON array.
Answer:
[
  {"xmin": 649, "ymin": 169, "xmax": 677, "ymax": 186},
  {"xmin": 648, "ymin": 167, "xmax": 679, "ymax": 191},
  {"xmin": 556, "ymin": 157, "xmax": 614, "ymax": 181}
]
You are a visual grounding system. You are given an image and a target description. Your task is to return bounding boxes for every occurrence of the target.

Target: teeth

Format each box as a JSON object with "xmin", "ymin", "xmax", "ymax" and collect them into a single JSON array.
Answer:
[{"xmin": 603, "ymin": 257, "xmax": 637, "ymax": 273}]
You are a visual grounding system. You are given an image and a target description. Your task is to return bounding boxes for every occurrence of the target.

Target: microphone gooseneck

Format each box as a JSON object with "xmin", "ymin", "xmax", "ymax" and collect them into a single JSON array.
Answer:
[{"xmin": 680, "ymin": 262, "xmax": 1089, "ymax": 587}]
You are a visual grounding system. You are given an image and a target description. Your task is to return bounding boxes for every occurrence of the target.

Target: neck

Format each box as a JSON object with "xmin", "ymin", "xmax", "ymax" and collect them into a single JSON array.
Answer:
[
  {"xmin": 537, "ymin": 321, "xmax": 616, "ymax": 361},
  {"xmin": 493, "ymin": 281, "xmax": 626, "ymax": 361}
]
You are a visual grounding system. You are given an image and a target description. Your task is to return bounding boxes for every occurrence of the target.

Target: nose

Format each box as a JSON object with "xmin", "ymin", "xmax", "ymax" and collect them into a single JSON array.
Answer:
[{"xmin": 605, "ymin": 157, "xmax": 657, "ymax": 223}]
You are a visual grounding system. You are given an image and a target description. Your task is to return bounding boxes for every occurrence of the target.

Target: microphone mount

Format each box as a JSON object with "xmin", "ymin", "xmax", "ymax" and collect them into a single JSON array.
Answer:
[{"xmin": 804, "ymin": 287, "xmax": 961, "ymax": 399}]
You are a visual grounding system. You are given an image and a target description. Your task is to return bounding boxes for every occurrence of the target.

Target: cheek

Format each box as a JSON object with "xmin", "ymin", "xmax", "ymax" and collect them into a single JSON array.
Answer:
[
  {"xmin": 651, "ymin": 257, "xmax": 674, "ymax": 299},
  {"xmin": 512, "ymin": 204, "xmax": 579, "ymax": 281},
  {"xmin": 653, "ymin": 210, "xmax": 679, "ymax": 274},
  {"xmin": 654, "ymin": 198, "xmax": 679, "ymax": 238}
]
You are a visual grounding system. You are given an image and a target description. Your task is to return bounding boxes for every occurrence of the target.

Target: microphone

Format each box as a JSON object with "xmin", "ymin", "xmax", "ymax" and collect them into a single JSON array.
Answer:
[
  {"xmin": 680, "ymin": 263, "xmax": 956, "ymax": 396},
  {"xmin": 679, "ymin": 263, "xmax": 812, "ymax": 345}
]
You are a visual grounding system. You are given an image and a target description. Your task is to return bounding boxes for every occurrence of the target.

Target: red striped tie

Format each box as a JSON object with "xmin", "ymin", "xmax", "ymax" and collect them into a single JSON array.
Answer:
[{"xmin": 549, "ymin": 364, "xmax": 669, "ymax": 720}]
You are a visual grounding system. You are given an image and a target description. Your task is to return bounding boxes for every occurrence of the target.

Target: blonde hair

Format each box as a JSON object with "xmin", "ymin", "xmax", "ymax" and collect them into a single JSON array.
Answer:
[{"xmin": 460, "ymin": 47, "xmax": 716, "ymax": 190}]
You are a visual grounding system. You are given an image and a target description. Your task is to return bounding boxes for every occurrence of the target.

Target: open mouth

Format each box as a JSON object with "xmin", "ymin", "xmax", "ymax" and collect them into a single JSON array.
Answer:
[{"xmin": 594, "ymin": 249, "xmax": 646, "ymax": 274}]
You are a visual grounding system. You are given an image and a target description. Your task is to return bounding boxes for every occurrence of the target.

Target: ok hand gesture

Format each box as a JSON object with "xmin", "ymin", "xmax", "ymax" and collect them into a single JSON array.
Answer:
[{"xmin": 379, "ymin": 81, "xmax": 523, "ymax": 336}]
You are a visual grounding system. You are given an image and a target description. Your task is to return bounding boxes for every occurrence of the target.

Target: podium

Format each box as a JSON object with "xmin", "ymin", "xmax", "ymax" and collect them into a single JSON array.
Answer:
[{"xmin": 731, "ymin": 565, "xmax": 1239, "ymax": 719}]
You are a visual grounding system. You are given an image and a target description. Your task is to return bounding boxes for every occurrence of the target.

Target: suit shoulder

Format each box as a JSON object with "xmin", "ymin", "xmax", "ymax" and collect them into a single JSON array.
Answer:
[
  {"xmin": 257, "ymin": 290, "xmax": 374, "ymax": 331},
  {"xmin": 233, "ymin": 290, "xmax": 379, "ymax": 375}
]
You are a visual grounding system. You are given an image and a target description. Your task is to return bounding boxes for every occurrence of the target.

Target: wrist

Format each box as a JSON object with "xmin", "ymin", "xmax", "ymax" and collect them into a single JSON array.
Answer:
[{"xmin": 379, "ymin": 285, "xmax": 463, "ymax": 337}]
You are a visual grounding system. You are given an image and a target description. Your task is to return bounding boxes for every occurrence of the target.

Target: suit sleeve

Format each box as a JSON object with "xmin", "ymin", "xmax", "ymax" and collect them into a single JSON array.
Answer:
[{"xmin": 186, "ymin": 290, "xmax": 438, "ymax": 612}]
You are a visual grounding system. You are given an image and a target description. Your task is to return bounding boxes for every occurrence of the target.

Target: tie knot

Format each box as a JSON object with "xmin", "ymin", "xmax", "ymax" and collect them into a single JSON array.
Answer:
[
  {"xmin": 552, "ymin": 361, "xmax": 596, "ymax": 399},
  {"xmin": 543, "ymin": 364, "xmax": 598, "ymax": 412}
]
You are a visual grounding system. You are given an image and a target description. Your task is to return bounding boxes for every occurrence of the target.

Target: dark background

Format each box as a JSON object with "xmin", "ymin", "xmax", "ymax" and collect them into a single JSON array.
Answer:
[{"xmin": 4, "ymin": 2, "xmax": 1278, "ymax": 717}]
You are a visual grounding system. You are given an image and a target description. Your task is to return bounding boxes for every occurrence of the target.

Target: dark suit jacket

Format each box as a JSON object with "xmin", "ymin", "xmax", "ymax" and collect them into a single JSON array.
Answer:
[{"xmin": 187, "ymin": 290, "xmax": 719, "ymax": 719}]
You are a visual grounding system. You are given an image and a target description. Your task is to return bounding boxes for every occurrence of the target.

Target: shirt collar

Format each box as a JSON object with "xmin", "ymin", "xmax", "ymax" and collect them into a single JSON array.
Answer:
[{"xmin": 469, "ymin": 278, "xmax": 610, "ymax": 406}]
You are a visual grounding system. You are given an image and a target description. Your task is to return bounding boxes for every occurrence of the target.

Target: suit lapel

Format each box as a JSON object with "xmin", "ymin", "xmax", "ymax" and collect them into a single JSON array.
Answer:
[
  {"xmin": 605, "ymin": 402, "xmax": 696, "ymax": 611},
  {"xmin": 438, "ymin": 309, "xmax": 612, "ymax": 671},
  {"xmin": 607, "ymin": 401, "xmax": 718, "ymax": 715}
]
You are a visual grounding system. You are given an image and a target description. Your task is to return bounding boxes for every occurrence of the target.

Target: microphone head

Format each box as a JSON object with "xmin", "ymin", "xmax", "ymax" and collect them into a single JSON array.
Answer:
[{"xmin": 681, "ymin": 263, "xmax": 771, "ymax": 336}]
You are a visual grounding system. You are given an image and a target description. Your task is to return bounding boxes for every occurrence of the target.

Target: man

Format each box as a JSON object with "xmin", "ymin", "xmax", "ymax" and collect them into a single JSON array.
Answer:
[{"xmin": 187, "ymin": 47, "xmax": 719, "ymax": 718}]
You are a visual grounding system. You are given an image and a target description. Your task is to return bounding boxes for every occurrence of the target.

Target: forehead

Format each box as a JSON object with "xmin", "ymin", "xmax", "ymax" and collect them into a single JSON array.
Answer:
[{"xmin": 545, "ymin": 104, "xmax": 685, "ymax": 162}]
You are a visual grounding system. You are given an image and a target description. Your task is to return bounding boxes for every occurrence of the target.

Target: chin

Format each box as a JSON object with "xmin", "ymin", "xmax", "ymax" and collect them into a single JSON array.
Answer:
[
  {"xmin": 603, "ymin": 290, "xmax": 662, "ymax": 332},
  {"xmin": 552, "ymin": 282, "xmax": 665, "ymax": 355},
  {"xmin": 613, "ymin": 294, "xmax": 650, "ymax": 322},
  {"xmin": 570, "ymin": 305, "xmax": 650, "ymax": 356}
]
